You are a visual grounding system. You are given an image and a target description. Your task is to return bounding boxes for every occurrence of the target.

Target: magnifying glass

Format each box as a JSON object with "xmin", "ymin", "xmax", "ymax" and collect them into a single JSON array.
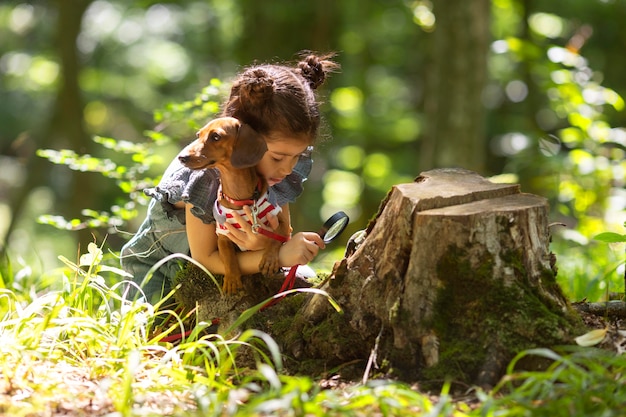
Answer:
[{"xmin": 318, "ymin": 211, "xmax": 350, "ymax": 244}]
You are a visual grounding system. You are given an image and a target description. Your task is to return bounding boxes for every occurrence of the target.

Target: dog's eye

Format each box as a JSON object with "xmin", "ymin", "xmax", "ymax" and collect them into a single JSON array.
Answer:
[{"xmin": 209, "ymin": 132, "xmax": 221, "ymax": 142}]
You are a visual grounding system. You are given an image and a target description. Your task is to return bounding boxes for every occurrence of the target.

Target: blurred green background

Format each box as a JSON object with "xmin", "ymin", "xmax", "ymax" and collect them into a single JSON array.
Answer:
[{"xmin": 1, "ymin": 0, "xmax": 624, "ymax": 301}]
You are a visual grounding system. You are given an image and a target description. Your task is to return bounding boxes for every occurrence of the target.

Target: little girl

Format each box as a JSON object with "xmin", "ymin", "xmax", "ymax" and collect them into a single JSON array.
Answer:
[{"xmin": 121, "ymin": 53, "xmax": 339, "ymax": 304}]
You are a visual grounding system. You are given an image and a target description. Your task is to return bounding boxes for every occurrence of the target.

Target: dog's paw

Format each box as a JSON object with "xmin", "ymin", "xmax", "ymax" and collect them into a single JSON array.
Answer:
[
  {"xmin": 259, "ymin": 256, "xmax": 280, "ymax": 276},
  {"xmin": 259, "ymin": 243, "xmax": 282, "ymax": 276},
  {"xmin": 222, "ymin": 274, "xmax": 243, "ymax": 295},
  {"xmin": 259, "ymin": 252, "xmax": 281, "ymax": 276}
]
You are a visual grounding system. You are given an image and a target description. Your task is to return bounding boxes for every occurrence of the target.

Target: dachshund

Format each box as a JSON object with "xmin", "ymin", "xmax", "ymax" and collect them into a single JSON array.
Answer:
[{"xmin": 178, "ymin": 117, "xmax": 290, "ymax": 294}]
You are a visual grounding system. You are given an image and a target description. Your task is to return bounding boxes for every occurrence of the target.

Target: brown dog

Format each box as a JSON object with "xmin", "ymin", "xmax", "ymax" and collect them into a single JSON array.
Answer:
[{"xmin": 178, "ymin": 117, "xmax": 290, "ymax": 294}]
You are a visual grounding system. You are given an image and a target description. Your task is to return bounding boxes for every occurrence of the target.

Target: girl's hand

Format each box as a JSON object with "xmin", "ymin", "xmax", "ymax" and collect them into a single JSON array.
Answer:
[
  {"xmin": 279, "ymin": 232, "xmax": 325, "ymax": 267},
  {"xmin": 224, "ymin": 205, "xmax": 280, "ymax": 251}
]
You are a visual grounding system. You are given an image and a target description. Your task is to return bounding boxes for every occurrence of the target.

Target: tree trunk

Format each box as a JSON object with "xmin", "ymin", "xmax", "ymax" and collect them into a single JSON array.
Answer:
[
  {"xmin": 2, "ymin": 0, "xmax": 93, "ymax": 256},
  {"xmin": 420, "ymin": 0, "xmax": 490, "ymax": 172},
  {"xmin": 179, "ymin": 169, "xmax": 584, "ymax": 387}
]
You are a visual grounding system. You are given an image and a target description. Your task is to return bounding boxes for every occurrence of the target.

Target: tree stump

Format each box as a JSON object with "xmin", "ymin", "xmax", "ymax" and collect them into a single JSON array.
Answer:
[{"xmin": 178, "ymin": 168, "xmax": 584, "ymax": 387}]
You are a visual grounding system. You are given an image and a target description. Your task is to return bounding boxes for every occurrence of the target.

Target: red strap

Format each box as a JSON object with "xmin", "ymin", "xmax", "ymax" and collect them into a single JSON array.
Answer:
[
  {"xmin": 160, "ymin": 207, "xmax": 300, "ymax": 342},
  {"xmin": 160, "ymin": 265, "xmax": 300, "ymax": 342},
  {"xmin": 261, "ymin": 265, "xmax": 299, "ymax": 310},
  {"xmin": 255, "ymin": 223, "xmax": 297, "ymax": 310},
  {"xmin": 158, "ymin": 317, "xmax": 221, "ymax": 343},
  {"xmin": 159, "ymin": 330, "xmax": 193, "ymax": 343},
  {"xmin": 255, "ymin": 226, "xmax": 289, "ymax": 243}
]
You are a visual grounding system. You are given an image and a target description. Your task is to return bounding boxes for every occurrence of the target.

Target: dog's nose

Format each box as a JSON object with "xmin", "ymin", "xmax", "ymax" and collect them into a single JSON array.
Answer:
[{"xmin": 178, "ymin": 155, "xmax": 189, "ymax": 163}]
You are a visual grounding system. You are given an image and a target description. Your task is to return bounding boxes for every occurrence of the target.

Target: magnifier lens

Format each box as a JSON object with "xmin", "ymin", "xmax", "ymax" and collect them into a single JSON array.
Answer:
[
  {"xmin": 319, "ymin": 211, "xmax": 349, "ymax": 243},
  {"xmin": 324, "ymin": 217, "xmax": 349, "ymax": 243}
]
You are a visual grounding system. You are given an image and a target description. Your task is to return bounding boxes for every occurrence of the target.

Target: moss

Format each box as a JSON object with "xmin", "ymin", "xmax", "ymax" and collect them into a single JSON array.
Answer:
[
  {"xmin": 422, "ymin": 341, "xmax": 481, "ymax": 383},
  {"xmin": 425, "ymin": 245, "xmax": 583, "ymax": 384},
  {"xmin": 262, "ymin": 297, "xmax": 309, "ymax": 351},
  {"xmin": 173, "ymin": 262, "xmax": 222, "ymax": 310},
  {"xmin": 378, "ymin": 332, "xmax": 421, "ymax": 380},
  {"xmin": 284, "ymin": 311, "xmax": 367, "ymax": 377},
  {"xmin": 302, "ymin": 312, "xmax": 347, "ymax": 348},
  {"xmin": 389, "ymin": 298, "xmax": 401, "ymax": 323}
]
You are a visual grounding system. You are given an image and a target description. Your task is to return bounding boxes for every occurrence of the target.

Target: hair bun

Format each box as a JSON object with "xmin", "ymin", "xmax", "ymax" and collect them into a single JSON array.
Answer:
[
  {"xmin": 222, "ymin": 52, "xmax": 340, "ymax": 138},
  {"xmin": 237, "ymin": 68, "xmax": 275, "ymax": 106},
  {"xmin": 296, "ymin": 53, "xmax": 340, "ymax": 90}
]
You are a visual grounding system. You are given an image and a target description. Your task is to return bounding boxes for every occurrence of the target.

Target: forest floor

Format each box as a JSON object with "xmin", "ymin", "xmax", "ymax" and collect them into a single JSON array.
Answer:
[
  {"xmin": 1, "ymin": 305, "xmax": 623, "ymax": 416},
  {"xmin": 573, "ymin": 302, "xmax": 626, "ymax": 353}
]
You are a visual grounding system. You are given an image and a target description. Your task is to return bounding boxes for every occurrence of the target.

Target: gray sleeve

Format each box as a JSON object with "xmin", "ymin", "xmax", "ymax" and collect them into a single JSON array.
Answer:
[{"xmin": 144, "ymin": 158, "xmax": 220, "ymax": 224}]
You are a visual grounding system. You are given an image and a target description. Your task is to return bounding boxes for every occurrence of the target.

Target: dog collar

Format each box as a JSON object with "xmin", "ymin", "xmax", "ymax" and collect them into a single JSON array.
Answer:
[{"xmin": 218, "ymin": 179, "xmax": 262, "ymax": 207}]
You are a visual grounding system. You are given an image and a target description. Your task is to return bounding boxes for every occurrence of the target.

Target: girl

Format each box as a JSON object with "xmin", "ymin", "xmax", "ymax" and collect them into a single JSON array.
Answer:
[{"xmin": 121, "ymin": 53, "xmax": 339, "ymax": 304}]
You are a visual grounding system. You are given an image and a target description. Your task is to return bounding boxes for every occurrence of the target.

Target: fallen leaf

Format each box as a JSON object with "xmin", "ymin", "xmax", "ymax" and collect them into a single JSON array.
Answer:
[{"xmin": 575, "ymin": 328, "xmax": 608, "ymax": 347}]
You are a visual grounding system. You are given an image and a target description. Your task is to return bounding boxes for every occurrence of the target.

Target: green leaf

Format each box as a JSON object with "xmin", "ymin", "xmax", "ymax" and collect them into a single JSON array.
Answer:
[
  {"xmin": 57, "ymin": 255, "xmax": 81, "ymax": 273},
  {"xmin": 593, "ymin": 232, "xmax": 626, "ymax": 243}
]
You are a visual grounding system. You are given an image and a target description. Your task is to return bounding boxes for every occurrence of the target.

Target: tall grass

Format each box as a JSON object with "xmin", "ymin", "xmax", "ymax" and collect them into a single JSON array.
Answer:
[
  {"xmin": 1, "ymin": 242, "xmax": 626, "ymax": 416},
  {"xmin": 481, "ymin": 347, "xmax": 626, "ymax": 416}
]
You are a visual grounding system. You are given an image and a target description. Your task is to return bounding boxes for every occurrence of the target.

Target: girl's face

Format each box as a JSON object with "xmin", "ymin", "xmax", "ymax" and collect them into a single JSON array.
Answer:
[{"xmin": 256, "ymin": 133, "xmax": 311, "ymax": 187}]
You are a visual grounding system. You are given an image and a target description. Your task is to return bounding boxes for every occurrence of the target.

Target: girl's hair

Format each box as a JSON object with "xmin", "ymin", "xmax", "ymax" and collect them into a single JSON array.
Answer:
[{"xmin": 221, "ymin": 52, "xmax": 340, "ymax": 143}]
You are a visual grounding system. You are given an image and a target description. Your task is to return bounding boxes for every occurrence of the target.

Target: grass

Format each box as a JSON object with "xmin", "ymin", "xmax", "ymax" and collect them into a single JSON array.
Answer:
[
  {"xmin": 483, "ymin": 347, "xmax": 626, "ymax": 416},
  {"xmin": 1, "ymin": 241, "xmax": 626, "ymax": 416},
  {"xmin": 551, "ymin": 229, "xmax": 625, "ymax": 302}
]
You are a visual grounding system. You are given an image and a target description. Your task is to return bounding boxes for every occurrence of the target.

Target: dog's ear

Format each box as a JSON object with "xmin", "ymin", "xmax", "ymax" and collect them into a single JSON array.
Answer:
[{"xmin": 231, "ymin": 124, "xmax": 267, "ymax": 168}]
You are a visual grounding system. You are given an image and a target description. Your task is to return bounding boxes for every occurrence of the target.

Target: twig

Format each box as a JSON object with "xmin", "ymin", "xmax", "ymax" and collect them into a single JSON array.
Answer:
[{"xmin": 362, "ymin": 323, "xmax": 384, "ymax": 385}]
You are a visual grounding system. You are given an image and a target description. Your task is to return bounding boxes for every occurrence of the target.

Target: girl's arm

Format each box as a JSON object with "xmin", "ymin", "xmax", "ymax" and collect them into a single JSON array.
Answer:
[{"xmin": 185, "ymin": 203, "xmax": 324, "ymax": 275}]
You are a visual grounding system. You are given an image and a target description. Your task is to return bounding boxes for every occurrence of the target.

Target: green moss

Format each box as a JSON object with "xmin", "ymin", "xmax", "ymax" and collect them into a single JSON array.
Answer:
[
  {"xmin": 264, "ymin": 297, "xmax": 308, "ymax": 349},
  {"xmin": 422, "ymin": 341, "xmax": 482, "ymax": 382},
  {"xmin": 425, "ymin": 245, "xmax": 583, "ymax": 383},
  {"xmin": 389, "ymin": 298, "xmax": 401, "ymax": 323},
  {"xmin": 173, "ymin": 262, "xmax": 222, "ymax": 310},
  {"xmin": 285, "ymin": 311, "xmax": 367, "ymax": 377}
]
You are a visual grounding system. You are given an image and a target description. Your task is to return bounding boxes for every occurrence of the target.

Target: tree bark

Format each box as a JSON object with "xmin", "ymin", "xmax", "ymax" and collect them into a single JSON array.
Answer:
[
  {"xmin": 179, "ymin": 169, "xmax": 584, "ymax": 387},
  {"xmin": 420, "ymin": 0, "xmax": 490, "ymax": 172}
]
